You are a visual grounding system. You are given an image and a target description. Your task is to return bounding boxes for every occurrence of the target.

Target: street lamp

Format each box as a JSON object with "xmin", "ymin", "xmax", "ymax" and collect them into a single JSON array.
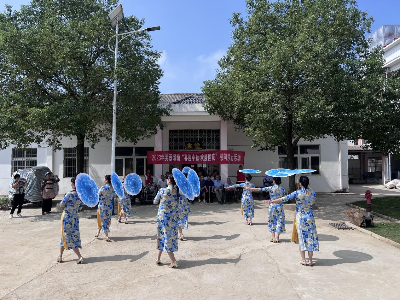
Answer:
[{"xmin": 108, "ymin": 4, "xmax": 160, "ymax": 174}]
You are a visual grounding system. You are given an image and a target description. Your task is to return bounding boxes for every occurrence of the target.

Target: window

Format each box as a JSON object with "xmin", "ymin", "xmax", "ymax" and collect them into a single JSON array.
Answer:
[
  {"xmin": 134, "ymin": 147, "xmax": 154, "ymax": 176},
  {"xmin": 169, "ymin": 130, "xmax": 220, "ymax": 150},
  {"xmin": 368, "ymin": 158, "xmax": 382, "ymax": 172},
  {"xmin": 11, "ymin": 148, "xmax": 37, "ymax": 173},
  {"xmin": 64, "ymin": 147, "xmax": 89, "ymax": 177},
  {"xmin": 115, "ymin": 147, "xmax": 134, "ymax": 177},
  {"xmin": 277, "ymin": 145, "xmax": 320, "ymax": 174}
]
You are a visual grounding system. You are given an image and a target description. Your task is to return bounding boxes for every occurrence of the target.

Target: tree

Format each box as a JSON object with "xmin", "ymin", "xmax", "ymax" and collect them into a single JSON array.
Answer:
[
  {"xmin": 0, "ymin": 0, "xmax": 168, "ymax": 175},
  {"xmin": 202, "ymin": 0, "xmax": 387, "ymax": 191}
]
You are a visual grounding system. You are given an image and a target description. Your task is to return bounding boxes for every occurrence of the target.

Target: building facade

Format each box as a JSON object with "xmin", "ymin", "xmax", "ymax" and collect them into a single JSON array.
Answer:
[{"xmin": 0, "ymin": 93, "xmax": 349, "ymax": 195}]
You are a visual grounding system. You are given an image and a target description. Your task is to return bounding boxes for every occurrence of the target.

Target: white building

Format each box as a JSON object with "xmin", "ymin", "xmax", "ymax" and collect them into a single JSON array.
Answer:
[
  {"xmin": 350, "ymin": 25, "xmax": 400, "ymax": 184},
  {"xmin": 0, "ymin": 93, "xmax": 349, "ymax": 195}
]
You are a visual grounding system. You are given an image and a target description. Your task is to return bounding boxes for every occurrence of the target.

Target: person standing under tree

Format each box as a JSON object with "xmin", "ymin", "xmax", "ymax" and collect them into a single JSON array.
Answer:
[
  {"xmin": 41, "ymin": 172, "xmax": 60, "ymax": 215},
  {"xmin": 57, "ymin": 177, "xmax": 84, "ymax": 264},
  {"xmin": 10, "ymin": 174, "xmax": 27, "ymax": 218}
]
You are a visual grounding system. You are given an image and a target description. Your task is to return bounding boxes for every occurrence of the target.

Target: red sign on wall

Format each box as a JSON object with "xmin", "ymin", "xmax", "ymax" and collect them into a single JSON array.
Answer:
[{"xmin": 147, "ymin": 150, "xmax": 245, "ymax": 164}]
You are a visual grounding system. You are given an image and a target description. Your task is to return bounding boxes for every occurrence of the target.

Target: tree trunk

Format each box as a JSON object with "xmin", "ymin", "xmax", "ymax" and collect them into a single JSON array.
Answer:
[
  {"xmin": 76, "ymin": 134, "xmax": 85, "ymax": 176},
  {"xmin": 285, "ymin": 111, "xmax": 297, "ymax": 192}
]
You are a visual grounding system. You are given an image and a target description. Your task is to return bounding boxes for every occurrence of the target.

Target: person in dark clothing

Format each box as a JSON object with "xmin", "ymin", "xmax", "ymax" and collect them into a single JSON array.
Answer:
[
  {"xmin": 10, "ymin": 174, "xmax": 28, "ymax": 218},
  {"xmin": 41, "ymin": 172, "xmax": 60, "ymax": 215},
  {"xmin": 204, "ymin": 175, "xmax": 215, "ymax": 203}
]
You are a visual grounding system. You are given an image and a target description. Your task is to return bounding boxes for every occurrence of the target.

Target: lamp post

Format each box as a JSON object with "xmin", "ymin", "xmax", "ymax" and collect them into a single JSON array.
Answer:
[{"xmin": 108, "ymin": 4, "xmax": 160, "ymax": 173}]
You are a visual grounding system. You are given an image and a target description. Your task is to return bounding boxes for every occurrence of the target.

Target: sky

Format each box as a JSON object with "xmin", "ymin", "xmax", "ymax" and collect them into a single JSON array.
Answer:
[{"xmin": 1, "ymin": 0, "xmax": 399, "ymax": 94}]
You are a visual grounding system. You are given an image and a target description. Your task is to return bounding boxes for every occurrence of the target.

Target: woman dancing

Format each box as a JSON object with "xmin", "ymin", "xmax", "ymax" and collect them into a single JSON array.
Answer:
[
  {"xmin": 118, "ymin": 185, "xmax": 131, "ymax": 224},
  {"xmin": 57, "ymin": 178, "xmax": 83, "ymax": 264},
  {"xmin": 154, "ymin": 175, "xmax": 179, "ymax": 268},
  {"xmin": 247, "ymin": 177, "xmax": 286, "ymax": 242},
  {"xmin": 177, "ymin": 191, "xmax": 191, "ymax": 241},
  {"xmin": 267, "ymin": 176, "xmax": 319, "ymax": 266},
  {"xmin": 95, "ymin": 175, "xmax": 115, "ymax": 242},
  {"xmin": 225, "ymin": 173, "xmax": 255, "ymax": 225}
]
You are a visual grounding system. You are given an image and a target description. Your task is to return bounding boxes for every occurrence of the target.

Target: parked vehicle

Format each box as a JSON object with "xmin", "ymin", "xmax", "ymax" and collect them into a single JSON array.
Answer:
[{"xmin": 9, "ymin": 166, "xmax": 59, "ymax": 205}]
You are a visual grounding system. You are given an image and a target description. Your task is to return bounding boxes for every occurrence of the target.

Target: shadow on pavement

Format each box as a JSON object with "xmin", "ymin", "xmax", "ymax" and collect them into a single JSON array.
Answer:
[
  {"xmin": 188, "ymin": 234, "xmax": 240, "ymax": 241},
  {"xmin": 111, "ymin": 235, "xmax": 156, "ymax": 242},
  {"xmin": 314, "ymin": 250, "xmax": 373, "ymax": 266},
  {"xmin": 190, "ymin": 221, "xmax": 227, "ymax": 226},
  {"xmin": 85, "ymin": 251, "xmax": 149, "ymax": 263},
  {"xmin": 178, "ymin": 254, "xmax": 242, "ymax": 269},
  {"xmin": 318, "ymin": 234, "xmax": 339, "ymax": 242}
]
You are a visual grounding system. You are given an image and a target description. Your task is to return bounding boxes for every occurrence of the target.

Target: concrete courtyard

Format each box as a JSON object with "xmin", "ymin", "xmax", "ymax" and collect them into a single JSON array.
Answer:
[{"xmin": 1, "ymin": 185, "xmax": 400, "ymax": 300}]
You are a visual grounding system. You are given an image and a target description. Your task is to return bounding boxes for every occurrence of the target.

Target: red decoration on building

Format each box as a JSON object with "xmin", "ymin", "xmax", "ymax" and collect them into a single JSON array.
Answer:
[{"xmin": 147, "ymin": 150, "xmax": 245, "ymax": 164}]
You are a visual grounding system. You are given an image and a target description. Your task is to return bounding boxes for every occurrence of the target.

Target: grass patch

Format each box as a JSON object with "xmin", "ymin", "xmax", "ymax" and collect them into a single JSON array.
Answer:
[
  {"xmin": 365, "ymin": 223, "xmax": 400, "ymax": 244},
  {"xmin": 350, "ymin": 197, "xmax": 400, "ymax": 220},
  {"xmin": 0, "ymin": 198, "xmax": 9, "ymax": 205}
]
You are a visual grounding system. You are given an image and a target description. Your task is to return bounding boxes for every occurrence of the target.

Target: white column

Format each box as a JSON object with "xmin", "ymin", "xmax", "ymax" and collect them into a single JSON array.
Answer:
[
  {"xmin": 155, "ymin": 126, "xmax": 163, "ymax": 179},
  {"xmin": 220, "ymin": 120, "xmax": 228, "ymax": 182}
]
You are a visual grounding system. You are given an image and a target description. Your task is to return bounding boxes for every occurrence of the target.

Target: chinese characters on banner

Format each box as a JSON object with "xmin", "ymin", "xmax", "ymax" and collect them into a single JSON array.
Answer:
[{"xmin": 147, "ymin": 150, "xmax": 245, "ymax": 164}]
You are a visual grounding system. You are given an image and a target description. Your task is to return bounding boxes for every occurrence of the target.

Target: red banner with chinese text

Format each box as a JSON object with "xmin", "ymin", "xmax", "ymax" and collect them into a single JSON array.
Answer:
[{"xmin": 147, "ymin": 150, "xmax": 245, "ymax": 164}]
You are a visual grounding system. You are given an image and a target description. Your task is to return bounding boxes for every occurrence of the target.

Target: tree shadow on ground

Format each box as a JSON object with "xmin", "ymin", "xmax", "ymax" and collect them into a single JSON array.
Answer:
[
  {"xmin": 188, "ymin": 234, "xmax": 240, "ymax": 241},
  {"xmin": 178, "ymin": 254, "xmax": 241, "ymax": 269},
  {"xmin": 85, "ymin": 251, "xmax": 149, "ymax": 263},
  {"xmin": 313, "ymin": 250, "xmax": 373, "ymax": 266}
]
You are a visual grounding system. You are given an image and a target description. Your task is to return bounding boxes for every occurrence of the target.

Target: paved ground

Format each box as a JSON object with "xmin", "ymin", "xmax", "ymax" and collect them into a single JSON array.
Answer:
[{"xmin": 1, "ymin": 185, "xmax": 400, "ymax": 300}]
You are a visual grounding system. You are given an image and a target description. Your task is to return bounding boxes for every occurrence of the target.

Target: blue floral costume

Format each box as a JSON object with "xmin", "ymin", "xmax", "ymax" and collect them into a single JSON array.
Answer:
[
  {"xmin": 97, "ymin": 184, "xmax": 115, "ymax": 234},
  {"xmin": 177, "ymin": 192, "xmax": 191, "ymax": 230},
  {"xmin": 233, "ymin": 182, "xmax": 255, "ymax": 219},
  {"xmin": 119, "ymin": 190, "xmax": 131, "ymax": 217},
  {"xmin": 259, "ymin": 185, "xmax": 286, "ymax": 233},
  {"xmin": 154, "ymin": 185, "xmax": 179, "ymax": 252},
  {"xmin": 60, "ymin": 190, "xmax": 82, "ymax": 249},
  {"xmin": 282, "ymin": 188, "xmax": 319, "ymax": 251}
]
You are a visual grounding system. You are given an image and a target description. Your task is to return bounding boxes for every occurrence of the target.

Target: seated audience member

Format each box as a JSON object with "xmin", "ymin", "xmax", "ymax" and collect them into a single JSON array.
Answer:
[
  {"xmin": 157, "ymin": 174, "xmax": 168, "ymax": 189},
  {"xmin": 144, "ymin": 177, "xmax": 157, "ymax": 201},
  {"xmin": 145, "ymin": 169, "xmax": 153, "ymax": 186},
  {"xmin": 204, "ymin": 175, "xmax": 215, "ymax": 203},
  {"xmin": 199, "ymin": 175, "xmax": 207, "ymax": 202},
  {"xmin": 213, "ymin": 175, "xmax": 224, "ymax": 204},
  {"xmin": 224, "ymin": 178, "xmax": 236, "ymax": 203}
]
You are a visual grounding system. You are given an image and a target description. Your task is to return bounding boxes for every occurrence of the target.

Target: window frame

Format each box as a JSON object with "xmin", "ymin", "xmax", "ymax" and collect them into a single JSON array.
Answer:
[
  {"xmin": 277, "ymin": 145, "xmax": 320, "ymax": 174},
  {"xmin": 63, "ymin": 147, "xmax": 89, "ymax": 178},
  {"xmin": 11, "ymin": 148, "xmax": 38, "ymax": 174}
]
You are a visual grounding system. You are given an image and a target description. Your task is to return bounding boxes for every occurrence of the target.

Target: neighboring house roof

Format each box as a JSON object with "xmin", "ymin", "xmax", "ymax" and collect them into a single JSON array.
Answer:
[
  {"xmin": 160, "ymin": 93, "xmax": 207, "ymax": 104},
  {"xmin": 348, "ymin": 145, "xmax": 373, "ymax": 151}
]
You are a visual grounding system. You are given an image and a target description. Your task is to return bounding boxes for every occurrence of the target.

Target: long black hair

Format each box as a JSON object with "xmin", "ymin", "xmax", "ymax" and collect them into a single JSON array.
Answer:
[
  {"xmin": 245, "ymin": 174, "xmax": 252, "ymax": 182},
  {"xmin": 273, "ymin": 177, "xmax": 281, "ymax": 185},
  {"xmin": 299, "ymin": 176, "xmax": 309, "ymax": 189},
  {"xmin": 105, "ymin": 175, "xmax": 112, "ymax": 185},
  {"xmin": 167, "ymin": 174, "xmax": 180, "ymax": 196}
]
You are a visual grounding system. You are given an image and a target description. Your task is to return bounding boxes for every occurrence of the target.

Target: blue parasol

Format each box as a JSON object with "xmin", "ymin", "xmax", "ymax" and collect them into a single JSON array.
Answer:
[
  {"xmin": 239, "ymin": 169, "xmax": 262, "ymax": 174},
  {"xmin": 124, "ymin": 173, "xmax": 142, "ymax": 196},
  {"xmin": 76, "ymin": 173, "xmax": 99, "ymax": 207},
  {"xmin": 182, "ymin": 166, "xmax": 191, "ymax": 174},
  {"xmin": 265, "ymin": 168, "xmax": 317, "ymax": 177},
  {"xmin": 111, "ymin": 172, "xmax": 124, "ymax": 198},
  {"xmin": 187, "ymin": 169, "xmax": 200, "ymax": 197},
  {"xmin": 172, "ymin": 168, "xmax": 194, "ymax": 200}
]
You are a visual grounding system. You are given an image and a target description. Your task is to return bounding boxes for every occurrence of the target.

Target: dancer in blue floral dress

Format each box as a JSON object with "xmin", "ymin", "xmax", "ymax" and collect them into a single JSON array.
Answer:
[
  {"xmin": 268, "ymin": 176, "xmax": 319, "ymax": 266},
  {"xmin": 225, "ymin": 173, "xmax": 255, "ymax": 225},
  {"xmin": 95, "ymin": 175, "xmax": 115, "ymax": 242},
  {"xmin": 177, "ymin": 192, "xmax": 191, "ymax": 241},
  {"xmin": 118, "ymin": 188, "xmax": 131, "ymax": 224},
  {"xmin": 57, "ymin": 178, "xmax": 84, "ymax": 264},
  {"xmin": 154, "ymin": 175, "xmax": 179, "ymax": 268},
  {"xmin": 247, "ymin": 177, "xmax": 286, "ymax": 242}
]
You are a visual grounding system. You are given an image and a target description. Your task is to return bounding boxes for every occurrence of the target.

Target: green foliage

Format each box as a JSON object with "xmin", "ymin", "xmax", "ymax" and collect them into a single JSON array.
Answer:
[
  {"xmin": 351, "ymin": 197, "xmax": 400, "ymax": 220},
  {"xmin": 202, "ymin": 0, "xmax": 394, "ymax": 190},
  {"xmin": 365, "ymin": 223, "xmax": 400, "ymax": 244},
  {"xmin": 0, "ymin": 0, "xmax": 168, "ymax": 172}
]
